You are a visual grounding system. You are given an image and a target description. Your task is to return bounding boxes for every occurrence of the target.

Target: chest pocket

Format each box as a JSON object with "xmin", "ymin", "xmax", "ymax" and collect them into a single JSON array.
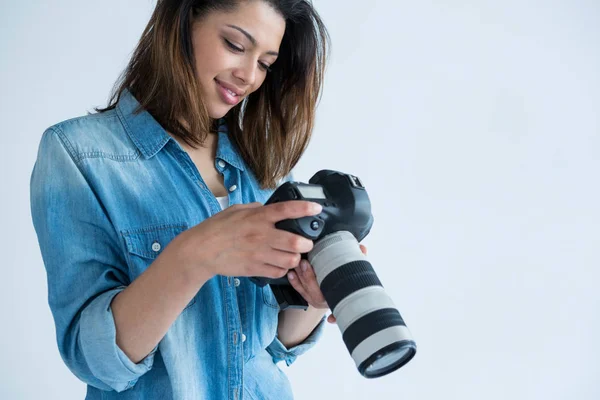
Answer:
[
  {"xmin": 262, "ymin": 285, "xmax": 281, "ymax": 309},
  {"xmin": 121, "ymin": 223, "xmax": 192, "ymax": 307}
]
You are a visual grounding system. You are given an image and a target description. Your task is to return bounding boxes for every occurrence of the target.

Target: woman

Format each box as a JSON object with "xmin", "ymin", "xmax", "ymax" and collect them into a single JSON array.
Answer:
[{"xmin": 31, "ymin": 0, "xmax": 365, "ymax": 399}]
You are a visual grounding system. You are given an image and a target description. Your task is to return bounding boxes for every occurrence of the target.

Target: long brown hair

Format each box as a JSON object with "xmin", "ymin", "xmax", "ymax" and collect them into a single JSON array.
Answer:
[{"xmin": 95, "ymin": 0, "xmax": 330, "ymax": 189}]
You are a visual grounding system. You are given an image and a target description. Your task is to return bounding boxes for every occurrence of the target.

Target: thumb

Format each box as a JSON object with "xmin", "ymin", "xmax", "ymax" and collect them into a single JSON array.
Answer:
[
  {"xmin": 359, "ymin": 244, "xmax": 367, "ymax": 255},
  {"xmin": 243, "ymin": 201, "xmax": 263, "ymax": 207},
  {"xmin": 232, "ymin": 201, "xmax": 263, "ymax": 209}
]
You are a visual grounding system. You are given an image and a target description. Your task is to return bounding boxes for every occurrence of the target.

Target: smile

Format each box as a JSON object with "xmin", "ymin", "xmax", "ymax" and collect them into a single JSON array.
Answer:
[{"xmin": 215, "ymin": 79, "xmax": 242, "ymax": 106}]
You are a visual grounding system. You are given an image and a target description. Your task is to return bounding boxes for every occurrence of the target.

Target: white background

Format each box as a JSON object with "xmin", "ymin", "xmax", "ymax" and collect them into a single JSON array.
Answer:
[{"xmin": 1, "ymin": 0, "xmax": 598, "ymax": 399}]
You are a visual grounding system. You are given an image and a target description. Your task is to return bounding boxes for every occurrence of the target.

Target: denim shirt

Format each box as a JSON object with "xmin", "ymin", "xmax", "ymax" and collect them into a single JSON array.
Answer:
[{"xmin": 30, "ymin": 90, "xmax": 325, "ymax": 400}]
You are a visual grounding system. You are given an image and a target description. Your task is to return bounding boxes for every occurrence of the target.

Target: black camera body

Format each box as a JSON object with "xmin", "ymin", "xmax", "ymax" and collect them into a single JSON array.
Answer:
[{"xmin": 250, "ymin": 170, "xmax": 374, "ymax": 309}]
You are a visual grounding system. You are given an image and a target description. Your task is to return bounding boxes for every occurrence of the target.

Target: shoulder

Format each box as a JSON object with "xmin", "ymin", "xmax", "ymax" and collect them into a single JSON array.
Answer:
[{"xmin": 42, "ymin": 109, "xmax": 140, "ymax": 164}]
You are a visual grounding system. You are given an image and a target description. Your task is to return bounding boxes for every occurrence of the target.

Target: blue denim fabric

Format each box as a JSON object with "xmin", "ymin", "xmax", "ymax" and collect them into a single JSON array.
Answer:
[{"xmin": 30, "ymin": 90, "xmax": 325, "ymax": 399}]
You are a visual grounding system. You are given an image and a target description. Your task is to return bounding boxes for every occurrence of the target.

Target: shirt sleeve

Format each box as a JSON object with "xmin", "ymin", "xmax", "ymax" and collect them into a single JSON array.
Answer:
[
  {"xmin": 30, "ymin": 127, "xmax": 156, "ymax": 392},
  {"xmin": 266, "ymin": 315, "xmax": 326, "ymax": 366}
]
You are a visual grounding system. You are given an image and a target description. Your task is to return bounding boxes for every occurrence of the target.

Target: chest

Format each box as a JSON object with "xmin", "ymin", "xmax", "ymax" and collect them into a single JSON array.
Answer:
[{"xmin": 187, "ymin": 151, "xmax": 228, "ymax": 197}]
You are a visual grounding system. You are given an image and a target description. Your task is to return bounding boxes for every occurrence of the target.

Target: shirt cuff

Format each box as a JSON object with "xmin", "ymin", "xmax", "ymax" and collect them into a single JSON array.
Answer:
[
  {"xmin": 266, "ymin": 315, "xmax": 326, "ymax": 367},
  {"xmin": 79, "ymin": 287, "xmax": 158, "ymax": 392}
]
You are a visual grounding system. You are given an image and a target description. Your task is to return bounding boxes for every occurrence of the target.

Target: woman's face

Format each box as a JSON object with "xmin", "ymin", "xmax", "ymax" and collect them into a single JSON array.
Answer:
[{"xmin": 191, "ymin": 1, "xmax": 286, "ymax": 119}]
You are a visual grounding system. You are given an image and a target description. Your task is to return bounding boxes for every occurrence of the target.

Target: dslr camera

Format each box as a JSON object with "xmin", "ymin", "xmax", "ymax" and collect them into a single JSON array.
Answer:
[{"xmin": 251, "ymin": 170, "xmax": 416, "ymax": 378}]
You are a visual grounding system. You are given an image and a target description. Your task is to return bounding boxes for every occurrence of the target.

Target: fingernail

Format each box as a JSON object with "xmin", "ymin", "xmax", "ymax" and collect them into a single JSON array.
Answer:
[
  {"xmin": 288, "ymin": 272, "xmax": 295, "ymax": 280},
  {"xmin": 312, "ymin": 203, "xmax": 323, "ymax": 213},
  {"xmin": 301, "ymin": 261, "xmax": 307, "ymax": 272}
]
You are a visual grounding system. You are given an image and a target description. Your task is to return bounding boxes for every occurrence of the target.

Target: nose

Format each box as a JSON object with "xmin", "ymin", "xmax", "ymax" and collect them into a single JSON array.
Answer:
[{"xmin": 232, "ymin": 59, "xmax": 258, "ymax": 88}]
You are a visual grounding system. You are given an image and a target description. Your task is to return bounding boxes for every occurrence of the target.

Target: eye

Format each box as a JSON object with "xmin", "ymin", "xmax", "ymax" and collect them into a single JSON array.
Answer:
[
  {"xmin": 224, "ymin": 39, "xmax": 243, "ymax": 52},
  {"xmin": 259, "ymin": 62, "xmax": 272, "ymax": 73},
  {"xmin": 225, "ymin": 38, "xmax": 272, "ymax": 73}
]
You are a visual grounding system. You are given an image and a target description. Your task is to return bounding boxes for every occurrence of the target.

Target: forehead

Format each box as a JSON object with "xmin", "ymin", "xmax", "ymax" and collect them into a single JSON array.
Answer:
[{"xmin": 203, "ymin": 1, "xmax": 286, "ymax": 51}]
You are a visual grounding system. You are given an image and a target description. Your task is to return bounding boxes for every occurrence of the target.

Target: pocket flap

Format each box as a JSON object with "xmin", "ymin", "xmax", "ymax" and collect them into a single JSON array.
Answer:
[{"xmin": 122, "ymin": 223, "xmax": 187, "ymax": 260}]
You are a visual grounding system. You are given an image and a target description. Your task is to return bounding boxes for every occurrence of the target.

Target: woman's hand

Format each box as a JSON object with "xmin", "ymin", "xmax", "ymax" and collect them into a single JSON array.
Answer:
[
  {"xmin": 287, "ymin": 244, "xmax": 368, "ymax": 324},
  {"xmin": 177, "ymin": 201, "xmax": 322, "ymax": 281}
]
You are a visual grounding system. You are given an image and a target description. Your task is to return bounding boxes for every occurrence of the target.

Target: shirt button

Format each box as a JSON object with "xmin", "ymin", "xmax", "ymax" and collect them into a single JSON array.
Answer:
[
  {"xmin": 151, "ymin": 242, "xmax": 161, "ymax": 252},
  {"xmin": 241, "ymin": 333, "xmax": 247, "ymax": 343},
  {"xmin": 233, "ymin": 278, "xmax": 240, "ymax": 287},
  {"xmin": 218, "ymin": 160, "xmax": 226, "ymax": 168},
  {"xmin": 229, "ymin": 185, "xmax": 237, "ymax": 192}
]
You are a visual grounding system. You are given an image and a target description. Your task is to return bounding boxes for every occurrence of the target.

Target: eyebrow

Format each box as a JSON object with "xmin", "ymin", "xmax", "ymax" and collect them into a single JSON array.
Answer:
[{"xmin": 225, "ymin": 24, "xmax": 279, "ymax": 57}]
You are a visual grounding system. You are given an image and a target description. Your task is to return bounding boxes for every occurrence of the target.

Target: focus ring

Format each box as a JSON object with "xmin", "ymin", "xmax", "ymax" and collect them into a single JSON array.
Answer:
[
  {"xmin": 320, "ymin": 260, "xmax": 382, "ymax": 310},
  {"xmin": 342, "ymin": 308, "xmax": 406, "ymax": 354}
]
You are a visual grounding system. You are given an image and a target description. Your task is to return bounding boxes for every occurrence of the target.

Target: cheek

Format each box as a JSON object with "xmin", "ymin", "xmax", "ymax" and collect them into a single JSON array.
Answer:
[
  {"xmin": 250, "ymin": 75, "xmax": 268, "ymax": 94},
  {"xmin": 195, "ymin": 44, "xmax": 229, "ymax": 78},
  {"xmin": 195, "ymin": 55, "xmax": 219, "ymax": 80}
]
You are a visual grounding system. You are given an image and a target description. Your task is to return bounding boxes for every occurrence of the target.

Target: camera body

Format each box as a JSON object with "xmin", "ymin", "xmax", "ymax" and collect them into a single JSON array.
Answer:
[{"xmin": 250, "ymin": 169, "xmax": 374, "ymax": 309}]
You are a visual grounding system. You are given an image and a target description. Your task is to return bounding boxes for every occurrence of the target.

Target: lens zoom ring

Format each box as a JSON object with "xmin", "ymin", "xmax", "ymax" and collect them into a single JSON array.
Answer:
[
  {"xmin": 311, "ymin": 232, "xmax": 346, "ymax": 259},
  {"xmin": 320, "ymin": 260, "xmax": 382, "ymax": 310},
  {"xmin": 342, "ymin": 308, "xmax": 406, "ymax": 354}
]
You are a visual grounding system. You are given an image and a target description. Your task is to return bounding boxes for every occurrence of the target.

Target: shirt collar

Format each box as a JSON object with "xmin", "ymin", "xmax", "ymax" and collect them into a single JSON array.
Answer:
[
  {"xmin": 116, "ymin": 89, "xmax": 245, "ymax": 171},
  {"xmin": 215, "ymin": 120, "xmax": 245, "ymax": 172}
]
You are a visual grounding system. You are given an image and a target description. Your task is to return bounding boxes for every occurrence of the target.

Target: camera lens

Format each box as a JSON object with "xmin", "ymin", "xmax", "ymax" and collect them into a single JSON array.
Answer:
[
  {"xmin": 361, "ymin": 341, "xmax": 416, "ymax": 378},
  {"xmin": 308, "ymin": 231, "xmax": 416, "ymax": 378}
]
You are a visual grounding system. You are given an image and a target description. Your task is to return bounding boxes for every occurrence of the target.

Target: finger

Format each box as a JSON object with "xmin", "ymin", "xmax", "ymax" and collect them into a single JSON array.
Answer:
[
  {"xmin": 360, "ymin": 244, "xmax": 367, "ymax": 255},
  {"xmin": 268, "ymin": 230, "xmax": 314, "ymax": 254},
  {"xmin": 327, "ymin": 314, "xmax": 337, "ymax": 324},
  {"xmin": 258, "ymin": 248, "xmax": 301, "ymax": 270},
  {"xmin": 253, "ymin": 264, "xmax": 290, "ymax": 279},
  {"xmin": 287, "ymin": 270, "xmax": 309, "ymax": 299},
  {"xmin": 262, "ymin": 200, "xmax": 322, "ymax": 224},
  {"xmin": 297, "ymin": 260, "xmax": 326, "ymax": 303}
]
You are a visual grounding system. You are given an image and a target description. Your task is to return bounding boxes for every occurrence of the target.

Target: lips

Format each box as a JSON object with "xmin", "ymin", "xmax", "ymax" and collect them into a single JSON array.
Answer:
[
  {"xmin": 215, "ymin": 79, "xmax": 243, "ymax": 106},
  {"xmin": 216, "ymin": 79, "xmax": 245, "ymax": 95},
  {"xmin": 223, "ymin": 87, "xmax": 237, "ymax": 96}
]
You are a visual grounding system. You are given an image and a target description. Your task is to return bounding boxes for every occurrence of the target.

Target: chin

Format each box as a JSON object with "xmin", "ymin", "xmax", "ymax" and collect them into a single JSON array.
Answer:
[{"xmin": 207, "ymin": 104, "xmax": 231, "ymax": 119}]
